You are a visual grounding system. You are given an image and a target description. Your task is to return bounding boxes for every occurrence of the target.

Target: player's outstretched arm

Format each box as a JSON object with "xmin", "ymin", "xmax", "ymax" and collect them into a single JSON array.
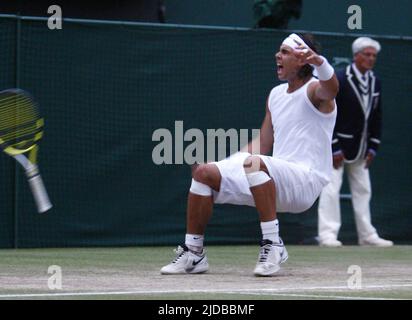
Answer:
[{"xmin": 295, "ymin": 46, "xmax": 339, "ymax": 112}]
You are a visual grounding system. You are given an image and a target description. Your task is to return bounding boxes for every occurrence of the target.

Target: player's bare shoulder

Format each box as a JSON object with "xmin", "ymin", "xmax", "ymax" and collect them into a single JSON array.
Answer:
[{"xmin": 307, "ymin": 80, "xmax": 336, "ymax": 114}]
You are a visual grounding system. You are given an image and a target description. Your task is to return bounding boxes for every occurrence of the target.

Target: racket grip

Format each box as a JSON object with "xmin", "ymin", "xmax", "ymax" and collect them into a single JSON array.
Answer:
[{"xmin": 28, "ymin": 174, "xmax": 53, "ymax": 213}]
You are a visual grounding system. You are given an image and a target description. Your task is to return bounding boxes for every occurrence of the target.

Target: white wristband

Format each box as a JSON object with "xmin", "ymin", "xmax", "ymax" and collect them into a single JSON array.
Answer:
[{"xmin": 314, "ymin": 56, "xmax": 334, "ymax": 81}]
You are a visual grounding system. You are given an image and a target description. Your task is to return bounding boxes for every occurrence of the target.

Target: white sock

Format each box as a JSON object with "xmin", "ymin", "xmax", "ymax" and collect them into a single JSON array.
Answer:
[
  {"xmin": 260, "ymin": 219, "xmax": 280, "ymax": 243},
  {"xmin": 185, "ymin": 234, "xmax": 204, "ymax": 253}
]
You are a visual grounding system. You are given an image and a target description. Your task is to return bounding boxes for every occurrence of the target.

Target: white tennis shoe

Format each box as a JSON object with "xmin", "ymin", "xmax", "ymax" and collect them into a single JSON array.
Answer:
[
  {"xmin": 160, "ymin": 244, "xmax": 209, "ymax": 274},
  {"xmin": 254, "ymin": 239, "xmax": 288, "ymax": 276},
  {"xmin": 319, "ymin": 238, "xmax": 343, "ymax": 247},
  {"xmin": 359, "ymin": 234, "xmax": 393, "ymax": 247}
]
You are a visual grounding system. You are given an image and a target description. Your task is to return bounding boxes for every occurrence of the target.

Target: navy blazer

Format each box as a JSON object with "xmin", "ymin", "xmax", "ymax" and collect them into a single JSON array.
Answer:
[{"xmin": 332, "ymin": 64, "xmax": 382, "ymax": 162}]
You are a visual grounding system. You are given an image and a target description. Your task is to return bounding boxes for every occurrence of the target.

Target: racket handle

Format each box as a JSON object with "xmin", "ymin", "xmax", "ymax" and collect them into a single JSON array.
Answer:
[{"xmin": 28, "ymin": 174, "xmax": 53, "ymax": 213}]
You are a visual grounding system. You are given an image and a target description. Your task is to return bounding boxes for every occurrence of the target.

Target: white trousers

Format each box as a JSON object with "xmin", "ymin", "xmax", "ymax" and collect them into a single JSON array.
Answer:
[{"xmin": 318, "ymin": 158, "xmax": 377, "ymax": 242}]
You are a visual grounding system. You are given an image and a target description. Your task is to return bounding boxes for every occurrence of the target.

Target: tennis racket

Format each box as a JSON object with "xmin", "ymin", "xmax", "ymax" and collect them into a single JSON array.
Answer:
[{"xmin": 0, "ymin": 88, "xmax": 52, "ymax": 213}]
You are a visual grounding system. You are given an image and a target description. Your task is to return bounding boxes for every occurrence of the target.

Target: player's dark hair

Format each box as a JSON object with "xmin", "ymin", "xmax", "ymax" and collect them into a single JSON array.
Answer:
[{"xmin": 297, "ymin": 33, "xmax": 321, "ymax": 79}]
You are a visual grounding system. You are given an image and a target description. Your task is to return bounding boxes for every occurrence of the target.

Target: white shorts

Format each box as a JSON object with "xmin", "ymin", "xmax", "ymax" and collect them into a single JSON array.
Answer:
[{"xmin": 212, "ymin": 152, "xmax": 326, "ymax": 213}]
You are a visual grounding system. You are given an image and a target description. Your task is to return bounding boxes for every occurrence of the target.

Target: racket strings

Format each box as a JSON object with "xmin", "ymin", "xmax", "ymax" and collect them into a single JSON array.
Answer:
[
  {"xmin": 0, "ymin": 99, "xmax": 40, "ymax": 128},
  {"xmin": 0, "ymin": 108, "xmax": 40, "ymax": 130},
  {"xmin": 0, "ymin": 119, "xmax": 43, "ymax": 141},
  {"xmin": 0, "ymin": 89, "xmax": 44, "ymax": 153}
]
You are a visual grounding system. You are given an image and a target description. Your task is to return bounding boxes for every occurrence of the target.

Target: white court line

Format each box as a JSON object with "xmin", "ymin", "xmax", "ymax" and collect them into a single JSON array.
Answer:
[
  {"xmin": 1, "ymin": 284, "xmax": 411, "ymax": 299},
  {"xmin": 227, "ymin": 291, "xmax": 406, "ymax": 300},
  {"xmin": 252, "ymin": 284, "xmax": 412, "ymax": 292}
]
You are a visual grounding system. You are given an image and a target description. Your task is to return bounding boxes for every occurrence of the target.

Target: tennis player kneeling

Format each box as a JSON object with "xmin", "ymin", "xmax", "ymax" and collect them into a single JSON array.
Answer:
[{"xmin": 161, "ymin": 33, "xmax": 339, "ymax": 276}]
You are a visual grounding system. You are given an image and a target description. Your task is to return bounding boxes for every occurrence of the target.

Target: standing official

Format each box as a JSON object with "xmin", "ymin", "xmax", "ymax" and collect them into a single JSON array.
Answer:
[{"xmin": 317, "ymin": 37, "xmax": 393, "ymax": 247}]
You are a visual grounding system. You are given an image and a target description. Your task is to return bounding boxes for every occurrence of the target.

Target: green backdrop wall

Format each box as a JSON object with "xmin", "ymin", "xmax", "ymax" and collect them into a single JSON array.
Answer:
[
  {"xmin": 165, "ymin": 0, "xmax": 412, "ymax": 36},
  {"xmin": 0, "ymin": 16, "xmax": 411, "ymax": 248}
]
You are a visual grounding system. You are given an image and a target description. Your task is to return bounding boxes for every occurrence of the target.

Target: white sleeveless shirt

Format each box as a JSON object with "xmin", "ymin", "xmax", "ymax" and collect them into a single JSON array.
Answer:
[{"xmin": 268, "ymin": 78, "xmax": 337, "ymax": 182}]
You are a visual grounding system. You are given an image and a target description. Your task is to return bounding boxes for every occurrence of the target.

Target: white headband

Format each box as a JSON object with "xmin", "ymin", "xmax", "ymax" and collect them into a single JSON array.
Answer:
[
  {"xmin": 282, "ymin": 33, "xmax": 334, "ymax": 81},
  {"xmin": 282, "ymin": 33, "xmax": 309, "ymax": 52}
]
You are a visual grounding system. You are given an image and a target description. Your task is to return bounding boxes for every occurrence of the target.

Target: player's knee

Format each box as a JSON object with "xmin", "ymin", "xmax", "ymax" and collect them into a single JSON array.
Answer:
[
  {"xmin": 243, "ymin": 156, "xmax": 267, "ymax": 174},
  {"xmin": 243, "ymin": 156, "xmax": 271, "ymax": 187},
  {"xmin": 190, "ymin": 164, "xmax": 215, "ymax": 196},
  {"xmin": 192, "ymin": 164, "xmax": 207, "ymax": 182},
  {"xmin": 192, "ymin": 164, "xmax": 219, "ymax": 186},
  {"xmin": 243, "ymin": 156, "xmax": 257, "ymax": 173}
]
